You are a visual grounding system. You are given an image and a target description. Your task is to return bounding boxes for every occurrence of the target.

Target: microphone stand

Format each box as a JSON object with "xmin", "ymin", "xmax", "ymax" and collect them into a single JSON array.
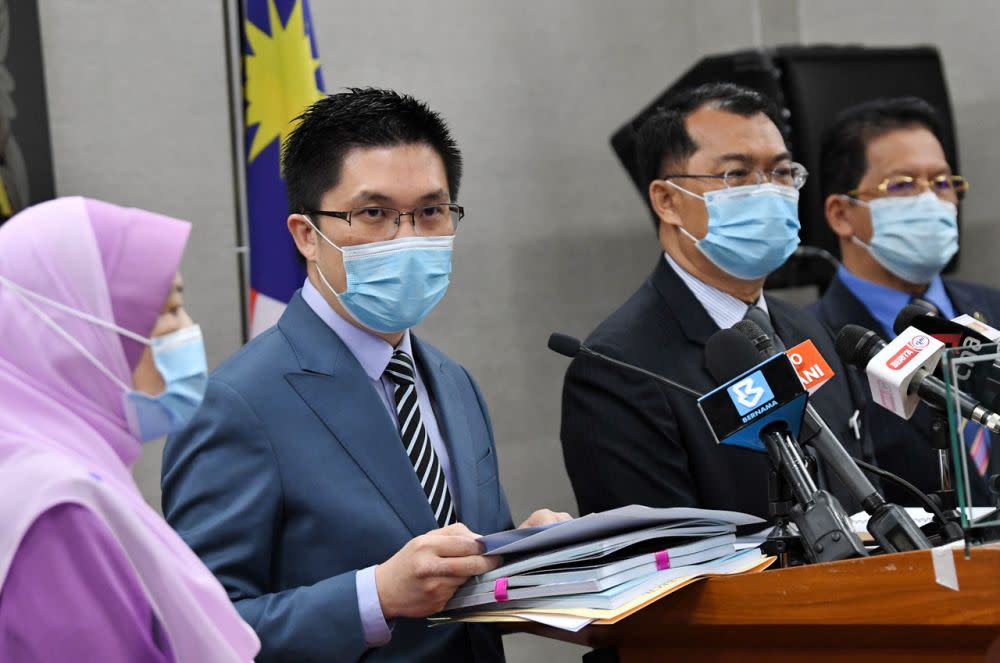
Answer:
[
  {"xmin": 760, "ymin": 424, "xmax": 868, "ymax": 565},
  {"xmin": 930, "ymin": 413, "xmax": 956, "ymax": 509},
  {"xmin": 763, "ymin": 453, "xmax": 808, "ymax": 567},
  {"xmin": 922, "ymin": 412, "xmax": 965, "ymax": 542}
]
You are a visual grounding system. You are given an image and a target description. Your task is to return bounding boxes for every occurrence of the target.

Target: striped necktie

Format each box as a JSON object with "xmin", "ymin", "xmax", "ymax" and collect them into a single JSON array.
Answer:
[{"xmin": 384, "ymin": 350, "xmax": 455, "ymax": 528}]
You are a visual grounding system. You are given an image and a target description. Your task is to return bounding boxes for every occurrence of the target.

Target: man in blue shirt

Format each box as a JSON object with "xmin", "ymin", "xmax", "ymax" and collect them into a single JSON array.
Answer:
[{"xmin": 812, "ymin": 96, "xmax": 1000, "ymax": 505}]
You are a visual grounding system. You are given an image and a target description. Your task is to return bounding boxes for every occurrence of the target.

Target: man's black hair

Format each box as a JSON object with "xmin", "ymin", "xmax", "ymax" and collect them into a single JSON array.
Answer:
[
  {"xmin": 282, "ymin": 87, "xmax": 463, "ymax": 215},
  {"xmin": 635, "ymin": 82, "xmax": 784, "ymax": 231},
  {"xmin": 819, "ymin": 96, "xmax": 944, "ymax": 200}
]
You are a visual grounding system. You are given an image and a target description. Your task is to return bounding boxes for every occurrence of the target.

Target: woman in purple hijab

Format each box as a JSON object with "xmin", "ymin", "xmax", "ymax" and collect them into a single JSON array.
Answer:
[{"xmin": 0, "ymin": 197, "xmax": 259, "ymax": 662}]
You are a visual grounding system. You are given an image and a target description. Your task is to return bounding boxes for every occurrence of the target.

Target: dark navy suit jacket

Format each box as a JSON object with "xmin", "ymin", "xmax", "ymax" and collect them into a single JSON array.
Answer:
[
  {"xmin": 811, "ymin": 273, "xmax": 1000, "ymax": 506},
  {"xmin": 162, "ymin": 292, "xmax": 512, "ymax": 662},
  {"xmin": 561, "ymin": 258, "xmax": 871, "ymax": 520}
]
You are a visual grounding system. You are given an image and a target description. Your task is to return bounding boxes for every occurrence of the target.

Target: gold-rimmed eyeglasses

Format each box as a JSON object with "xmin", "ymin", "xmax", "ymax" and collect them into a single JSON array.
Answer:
[{"xmin": 847, "ymin": 174, "xmax": 969, "ymax": 199}]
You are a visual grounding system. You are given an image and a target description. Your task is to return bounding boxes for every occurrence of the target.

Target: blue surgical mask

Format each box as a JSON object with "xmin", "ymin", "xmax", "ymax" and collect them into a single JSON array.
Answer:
[
  {"xmin": 123, "ymin": 325, "xmax": 208, "ymax": 441},
  {"xmin": 668, "ymin": 182, "xmax": 801, "ymax": 280},
  {"xmin": 849, "ymin": 191, "xmax": 958, "ymax": 285},
  {"xmin": 0, "ymin": 275, "xmax": 208, "ymax": 442},
  {"xmin": 307, "ymin": 217, "xmax": 453, "ymax": 333}
]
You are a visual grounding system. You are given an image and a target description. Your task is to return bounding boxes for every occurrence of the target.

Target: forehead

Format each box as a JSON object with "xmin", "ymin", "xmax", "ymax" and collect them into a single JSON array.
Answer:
[
  {"xmin": 329, "ymin": 144, "xmax": 449, "ymax": 203},
  {"xmin": 862, "ymin": 126, "xmax": 949, "ymax": 177},
  {"xmin": 684, "ymin": 106, "xmax": 786, "ymax": 164}
]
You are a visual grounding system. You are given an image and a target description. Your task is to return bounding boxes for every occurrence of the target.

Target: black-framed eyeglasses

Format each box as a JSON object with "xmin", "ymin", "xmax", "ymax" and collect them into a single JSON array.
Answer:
[
  {"xmin": 847, "ymin": 174, "xmax": 970, "ymax": 200},
  {"xmin": 303, "ymin": 203, "xmax": 464, "ymax": 241},
  {"xmin": 662, "ymin": 162, "xmax": 809, "ymax": 190}
]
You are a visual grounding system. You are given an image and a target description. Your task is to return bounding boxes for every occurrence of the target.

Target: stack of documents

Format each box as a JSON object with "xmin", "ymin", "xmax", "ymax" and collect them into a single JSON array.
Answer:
[{"xmin": 434, "ymin": 505, "xmax": 774, "ymax": 630}]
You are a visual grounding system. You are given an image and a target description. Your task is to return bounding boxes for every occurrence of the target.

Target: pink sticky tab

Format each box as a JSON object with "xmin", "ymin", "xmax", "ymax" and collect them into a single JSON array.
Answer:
[
  {"xmin": 494, "ymin": 577, "xmax": 509, "ymax": 602},
  {"xmin": 655, "ymin": 550, "xmax": 670, "ymax": 570}
]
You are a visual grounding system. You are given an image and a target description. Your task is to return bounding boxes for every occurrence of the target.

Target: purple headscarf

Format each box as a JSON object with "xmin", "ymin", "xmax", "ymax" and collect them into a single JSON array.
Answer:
[{"xmin": 0, "ymin": 198, "xmax": 259, "ymax": 661}]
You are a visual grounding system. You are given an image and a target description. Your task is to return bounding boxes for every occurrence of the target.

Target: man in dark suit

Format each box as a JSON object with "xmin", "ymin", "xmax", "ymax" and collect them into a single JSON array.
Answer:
[
  {"xmin": 162, "ymin": 88, "xmax": 568, "ymax": 663},
  {"xmin": 812, "ymin": 97, "xmax": 1000, "ymax": 505},
  {"xmin": 560, "ymin": 83, "xmax": 869, "ymax": 520}
]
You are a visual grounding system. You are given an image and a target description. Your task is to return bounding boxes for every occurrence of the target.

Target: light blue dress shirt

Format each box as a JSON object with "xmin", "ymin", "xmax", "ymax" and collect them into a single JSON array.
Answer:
[
  {"xmin": 302, "ymin": 278, "xmax": 455, "ymax": 649},
  {"xmin": 662, "ymin": 252, "xmax": 770, "ymax": 328},
  {"xmin": 836, "ymin": 265, "xmax": 956, "ymax": 339}
]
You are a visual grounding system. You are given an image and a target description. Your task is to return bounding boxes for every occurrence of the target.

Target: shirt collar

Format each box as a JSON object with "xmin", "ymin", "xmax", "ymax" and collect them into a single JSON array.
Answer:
[
  {"xmin": 662, "ymin": 252, "xmax": 768, "ymax": 330},
  {"xmin": 301, "ymin": 278, "xmax": 411, "ymax": 381},
  {"xmin": 836, "ymin": 265, "xmax": 956, "ymax": 337}
]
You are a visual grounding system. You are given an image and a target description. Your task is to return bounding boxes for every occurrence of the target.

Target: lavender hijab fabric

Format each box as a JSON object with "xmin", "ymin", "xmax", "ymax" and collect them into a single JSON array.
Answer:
[{"xmin": 0, "ymin": 198, "xmax": 259, "ymax": 662}]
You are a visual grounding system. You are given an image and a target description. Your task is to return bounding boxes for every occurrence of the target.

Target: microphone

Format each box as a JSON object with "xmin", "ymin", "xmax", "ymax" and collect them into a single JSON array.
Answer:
[
  {"xmin": 702, "ymin": 329, "xmax": 867, "ymax": 563},
  {"xmin": 894, "ymin": 306, "xmax": 1000, "ymax": 412},
  {"xmin": 894, "ymin": 304, "xmax": 992, "ymax": 350},
  {"xmin": 547, "ymin": 333, "xmax": 701, "ymax": 398},
  {"xmin": 732, "ymin": 320, "xmax": 929, "ymax": 552},
  {"xmin": 835, "ymin": 324, "xmax": 1000, "ymax": 434}
]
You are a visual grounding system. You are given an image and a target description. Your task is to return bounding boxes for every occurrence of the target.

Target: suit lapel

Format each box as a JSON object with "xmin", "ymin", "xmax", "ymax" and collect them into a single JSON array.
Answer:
[
  {"xmin": 817, "ymin": 274, "xmax": 885, "ymax": 337},
  {"xmin": 412, "ymin": 338, "xmax": 481, "ymax": 532},
  {"xmin": 649, "ymin": 257, "xmax": 719, "ymax": 347},
  {"xmin": 946, "ymin": 281, "xmax": 990, "ymax": 323},
  {"xmin": 769, "ymin": 298, "xmax": 812, "ymax": 349},
  {"xmin": 278, "ymin": 294, "xmax": 438, "ymax": 537}
]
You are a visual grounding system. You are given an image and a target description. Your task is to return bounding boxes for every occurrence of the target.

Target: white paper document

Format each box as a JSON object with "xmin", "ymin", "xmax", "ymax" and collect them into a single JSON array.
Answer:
[
  {"xmin": 513, "ymin": 612, "xmax": 594, "ymax": 632},
  {"xmin": 479, "ymin": 504, "xmax": 765, "ymax": 556}
]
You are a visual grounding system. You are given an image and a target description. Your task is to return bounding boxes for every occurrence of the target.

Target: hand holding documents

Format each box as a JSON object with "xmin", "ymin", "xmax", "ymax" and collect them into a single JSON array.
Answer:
[{"xmin": 433, "ymin": 505, "xmax": 774, "ymax": 630}]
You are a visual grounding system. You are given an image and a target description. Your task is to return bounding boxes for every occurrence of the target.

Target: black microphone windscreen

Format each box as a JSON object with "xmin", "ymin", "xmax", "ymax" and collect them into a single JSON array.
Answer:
[
  {"xmin": 548, "ymin": 333, "xmax": 582, "ymax": 358},
  {"xmin": 731, "ymin": 319, "xmax": 776, "ymax": 356},
  {"xmin": 835, "ymin": 324, "xmax": 883, "ymax": 367},
  {"xmin": 705, "ymin": 328, "xmax": 768, "ymax": 385},
  {"xmin": 893, "ymin": 304, "xmax": 937, "ymax": 336}
]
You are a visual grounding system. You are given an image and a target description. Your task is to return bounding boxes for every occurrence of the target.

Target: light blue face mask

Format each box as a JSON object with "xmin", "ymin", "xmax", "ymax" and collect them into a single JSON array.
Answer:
[
  {"xmin": 0, "ymin": 275, "xmax": 208, "ymax": 442},
  {"xmin": 122, "ymin": 325, "xmax": 208, "ymax": 441},
  {"xmin": 307, "ymin": 217, "xmax": 453, "ymax": 333},
  {"xmin": 668, "ymin": 182, "xmax": 801, "ymax": 280},
  {"xmin": 849, "ymin": 191, "xmax": 959, "ymax": 285}
]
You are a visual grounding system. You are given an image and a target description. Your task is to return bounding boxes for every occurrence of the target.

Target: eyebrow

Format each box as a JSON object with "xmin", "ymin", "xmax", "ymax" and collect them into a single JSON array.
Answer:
[
  {"xmin": 713, "ymin": 153, "xmax": 753, "ymax": 164},
  {"xmin": 418, "ymin": 189, "xmax": 450, "ymax": 203},
  {"xmin": 883, "ymin": 167, "xmax": 952, "ymax": 178},
  {"xmin": 713, "ymin": 151, "xmax": 792, "ymax": 166},
  {"xmin": 349, "ymin": 191, "xmax": 393, "ymax": 206},
  {"xmin": 769, "ymin": 151, "xmax": 793, "ymax": 166},
  {"xmin": 349, "ymin": 189, "xmax": 450, "ymax": 207}
]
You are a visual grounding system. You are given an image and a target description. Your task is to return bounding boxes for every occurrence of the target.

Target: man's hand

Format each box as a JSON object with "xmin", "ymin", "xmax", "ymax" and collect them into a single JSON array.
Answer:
[
  {"xmin": 374, "ymin": 523, "xmax": 502, "ymax": 619},
  {"xmin": 518, "ymin": 508, "xmax": 573, "ymax": 529}
]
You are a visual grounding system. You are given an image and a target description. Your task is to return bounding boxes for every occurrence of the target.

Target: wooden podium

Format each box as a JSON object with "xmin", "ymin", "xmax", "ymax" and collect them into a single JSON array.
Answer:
[{"xmin": 506, "ymin": 544, "xmax": 1000, "ymax": 662}]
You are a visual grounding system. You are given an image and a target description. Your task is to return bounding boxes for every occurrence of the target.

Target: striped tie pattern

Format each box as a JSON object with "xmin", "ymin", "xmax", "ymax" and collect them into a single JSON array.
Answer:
[{"xmin": 384, "ymin": 350, "xmax": 455, "ymax": 528}]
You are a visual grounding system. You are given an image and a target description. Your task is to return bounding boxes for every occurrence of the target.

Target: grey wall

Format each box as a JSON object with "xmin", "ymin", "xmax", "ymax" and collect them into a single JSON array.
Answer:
[{"xmin": 35, "ymin": 2, "xmax": 1000, "ymax": 662}]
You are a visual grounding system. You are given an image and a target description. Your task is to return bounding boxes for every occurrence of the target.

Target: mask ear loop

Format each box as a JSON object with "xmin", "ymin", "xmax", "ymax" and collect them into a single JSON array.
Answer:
[
  {"xmin": 836, "ymin": 194, "xmax": 874, "ymax": 252},
  {"xmin": 302, "ymin": 214, "xmax": 345, "ymax": 254},
  {"xmin": 663, "ymin": 179, "xmax": 706, "ymax": 244},
  {"xmin": 301, "ymin": 214, "xmax": 349, "ymax": 298},
  {"xmin": 0, "ymin": 275, "xmax": 138, "ymax": 392}
]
